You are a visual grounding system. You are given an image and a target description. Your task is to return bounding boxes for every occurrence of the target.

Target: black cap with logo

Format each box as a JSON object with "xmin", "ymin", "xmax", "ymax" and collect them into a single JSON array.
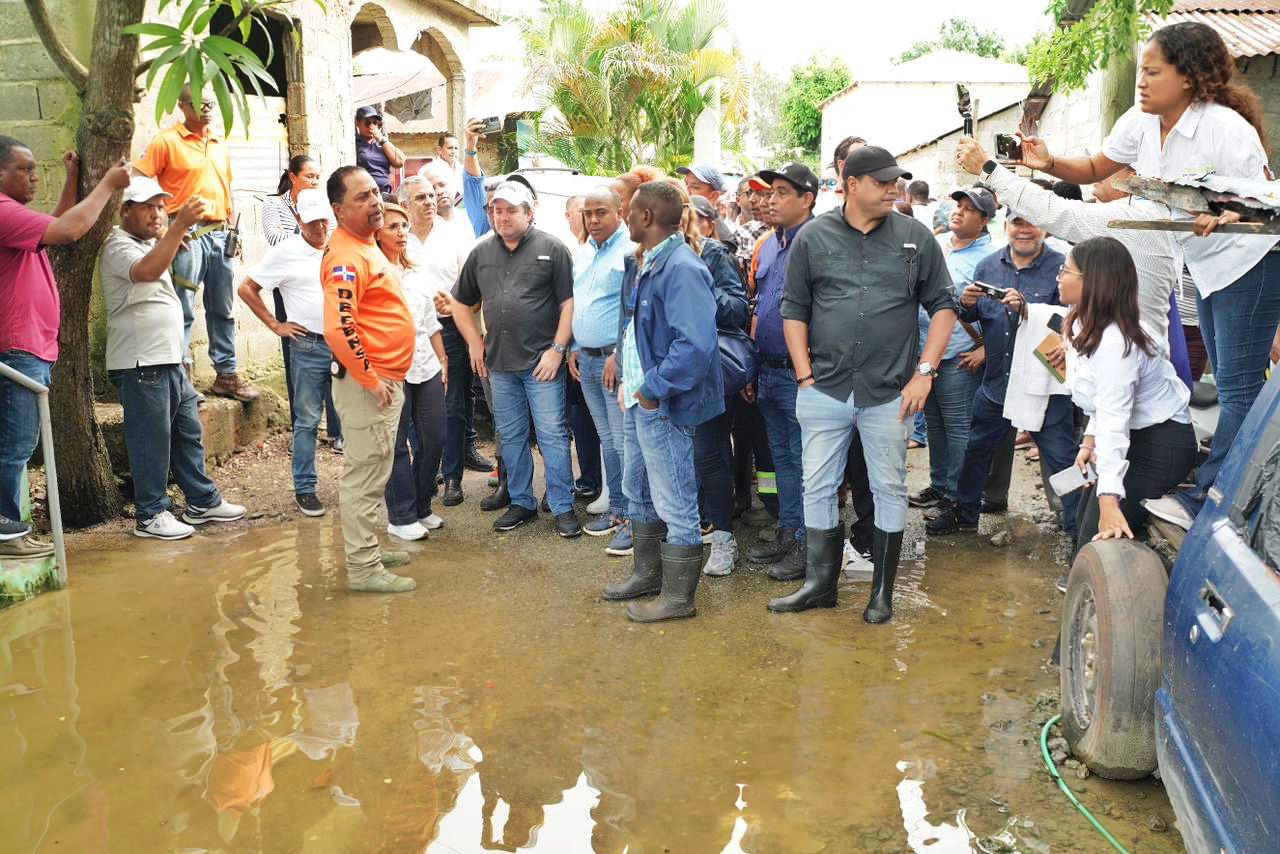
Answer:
[
  {"xmin": 355, "ymin": 105, "xmax": 382, "ymax": 121},
  {"xmin": 759, "ymin": 162, "xmax": 820, "ymax": 197},
  {"xmin": 841, "ymin": 145, "xmax": 912, "ymax": 182}
]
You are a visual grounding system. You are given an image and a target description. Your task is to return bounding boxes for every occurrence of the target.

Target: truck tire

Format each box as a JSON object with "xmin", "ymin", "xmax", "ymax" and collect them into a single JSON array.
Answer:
[{"xmin": 1060, "ymin": 540, "xmax": 1167, "ymax": 780}]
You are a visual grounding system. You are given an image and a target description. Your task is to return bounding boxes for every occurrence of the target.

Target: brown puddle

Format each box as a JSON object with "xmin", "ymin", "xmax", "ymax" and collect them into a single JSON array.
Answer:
[{"xmin": 0, "ymin": 516, "xmax": 1182, "ymax": 852}]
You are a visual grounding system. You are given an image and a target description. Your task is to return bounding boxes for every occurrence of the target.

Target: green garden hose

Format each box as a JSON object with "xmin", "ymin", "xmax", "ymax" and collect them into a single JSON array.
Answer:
[{"xmin": 1040, "ymin": 714, "xmax": 1129, "ymax": 853}]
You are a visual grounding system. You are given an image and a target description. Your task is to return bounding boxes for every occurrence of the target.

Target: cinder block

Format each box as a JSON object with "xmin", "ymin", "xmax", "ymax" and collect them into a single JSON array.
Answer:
[
  {"xmin": 36, "ymin": 80, "xmax": 77, "ymax": 121},
  {"xmin": 0, "ymin": 83, "xmax": 40, "ymax": 120},
  {"xmin": 0, "ymin": 40, "xmax": 64, "ymax": 81}
]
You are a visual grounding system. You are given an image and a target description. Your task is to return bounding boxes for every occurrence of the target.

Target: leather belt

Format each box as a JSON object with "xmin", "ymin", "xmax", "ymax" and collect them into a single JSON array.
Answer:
[
  {"xmin": 761, "ymin": 355, "xmax": 792, "ymax": 369},
  {"xmin": 580, "ymin": 344, "xmax": 615, "ymax": 357}
]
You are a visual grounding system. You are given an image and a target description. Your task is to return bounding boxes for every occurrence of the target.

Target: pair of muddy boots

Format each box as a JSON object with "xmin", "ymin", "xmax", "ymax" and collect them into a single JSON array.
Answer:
[
  {"xmin": 601, "ymin": 520, "xmax": 701, "ymax": 622},
  {"xmin": 766, "ymin": 524, "xmax": 903, "ymax": 623}
]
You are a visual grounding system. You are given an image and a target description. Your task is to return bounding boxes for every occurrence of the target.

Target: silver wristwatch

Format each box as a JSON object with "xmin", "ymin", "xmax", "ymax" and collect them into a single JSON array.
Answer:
[
  {"xmin": 551, "ymin": 342, "xmax": 567, "ymax": 356},
  {"xmin": 917, "ymin": 361, "xmax": 938, "ymax": 378}
]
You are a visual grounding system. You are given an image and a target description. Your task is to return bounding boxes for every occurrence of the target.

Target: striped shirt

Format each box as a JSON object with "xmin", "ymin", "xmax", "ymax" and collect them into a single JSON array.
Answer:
[{"xmin": 261, "ymin": 193, "xmax": 299, "ymax": 246}]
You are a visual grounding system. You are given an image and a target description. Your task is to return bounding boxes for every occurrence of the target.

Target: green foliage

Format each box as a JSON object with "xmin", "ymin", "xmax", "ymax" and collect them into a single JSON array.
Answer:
[
  {"xmin": 896, "ymin": 17, "xmax": 1008, "ymax": 64},
  {"xmin": 746, "ymin": 62, "xmax": 787, "ymax": 152},
  {"xmin": 516, "ymin": 0, "xmax": 746, "ymax": 175},
  {"xmin": 779, "ymin": 59, "xmax": 850, "ymax": 155},
  {"xmin": 124, "ymin": 0, "xmax": 325, "ymax": 134},
  {"xmin": 1027, "ymin": 0, "xmax": 1174, "ymax": 90}
]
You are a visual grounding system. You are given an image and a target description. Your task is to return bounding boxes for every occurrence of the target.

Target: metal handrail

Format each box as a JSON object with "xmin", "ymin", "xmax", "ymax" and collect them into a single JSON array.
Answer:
[{"xmin": 0, "ymin": 362, "xmax": 66, "ymax": 587}]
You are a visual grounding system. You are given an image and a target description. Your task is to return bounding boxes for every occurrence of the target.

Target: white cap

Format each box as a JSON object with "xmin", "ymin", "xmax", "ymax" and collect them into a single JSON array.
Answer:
[
  {"xmin": 491, "ymin": 180, "xmax": 533, "ymax": 208},
  {"xmin": 122, "ymin": 176, "xmax": 172, "ymax": 205},
  {"xmin": 296, "ymin": 188, "xmax": 334, "ymax": 224}
]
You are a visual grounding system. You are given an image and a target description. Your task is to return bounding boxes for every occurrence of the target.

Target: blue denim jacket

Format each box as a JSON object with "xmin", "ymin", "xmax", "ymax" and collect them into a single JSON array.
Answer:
[{"xmin": 616, "ymin": 242, "xmax": 724, "ymax": 427}]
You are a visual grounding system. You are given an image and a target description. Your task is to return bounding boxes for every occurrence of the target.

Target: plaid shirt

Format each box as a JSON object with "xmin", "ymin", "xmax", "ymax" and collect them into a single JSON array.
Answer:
[{"xmin": 733, "ymin": 219, "xmax": 770, "ymax": 270}]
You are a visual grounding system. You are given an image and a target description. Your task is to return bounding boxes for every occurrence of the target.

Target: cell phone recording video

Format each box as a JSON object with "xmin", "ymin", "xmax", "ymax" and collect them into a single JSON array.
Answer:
[
  {"xmin": 995, "ymin": 133, "xmax": 1022, "ymax": 162},
  {"xmin": 479, "ymin": 116, "xmax": 503, "ymax": 135}
]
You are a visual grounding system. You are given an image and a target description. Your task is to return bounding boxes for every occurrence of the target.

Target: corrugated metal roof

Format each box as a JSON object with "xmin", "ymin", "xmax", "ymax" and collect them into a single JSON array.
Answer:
[{"xmin": 1149, "ymin": 6, "xmax": 1280, "ymax": 57}]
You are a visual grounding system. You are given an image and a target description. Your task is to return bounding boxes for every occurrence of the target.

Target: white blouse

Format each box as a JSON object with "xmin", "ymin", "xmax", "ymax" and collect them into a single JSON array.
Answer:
[
  {"xmin": 398, "ymin": 265, "xmax": 444, "ymax": 384},
  {"xmin": 1103, "ymin": 102, "xmax": 1279, "ymax": 297},
  {"xmin": 1067, "ymin": 320, "xmax": 1191, "ymax": 498}
]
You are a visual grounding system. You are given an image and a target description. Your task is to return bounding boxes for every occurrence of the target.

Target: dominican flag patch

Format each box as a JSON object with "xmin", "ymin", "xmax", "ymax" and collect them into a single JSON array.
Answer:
[{"xmin": 331, "ymin": 266, "xmax": 356, "ymax": 282}]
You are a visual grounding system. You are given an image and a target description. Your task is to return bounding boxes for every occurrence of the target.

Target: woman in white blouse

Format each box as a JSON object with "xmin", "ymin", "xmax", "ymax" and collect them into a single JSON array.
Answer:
[
  {"xmin": 1063, "ymin": 237, "xmax": 1197, "ymax": 545},
  {"xmin": 1017, "ymin": 21, "xmax": 1280, "ymax": 529},
  {"xmin": 375, "ymin": 203, "xmax": 448, "ymax": 542}
]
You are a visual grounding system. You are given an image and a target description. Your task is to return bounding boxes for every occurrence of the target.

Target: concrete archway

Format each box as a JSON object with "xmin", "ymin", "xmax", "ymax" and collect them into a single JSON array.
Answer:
[
  {"xmin": 350, "ymin": 3, "xmax": 399, "ymax": 54},
  {"xmin": 411, "ymin": 26, "xmax": 465, "ymax": 139}
]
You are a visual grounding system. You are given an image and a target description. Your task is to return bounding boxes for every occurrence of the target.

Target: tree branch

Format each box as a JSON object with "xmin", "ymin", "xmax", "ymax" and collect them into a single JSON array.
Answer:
[
  {"xmin": 24, "ymin": 0, "xmax": 89, "ymax": 93},
  {"xmin": 134, "ymin": 7, "xmax": 254, "ymax": 78}
]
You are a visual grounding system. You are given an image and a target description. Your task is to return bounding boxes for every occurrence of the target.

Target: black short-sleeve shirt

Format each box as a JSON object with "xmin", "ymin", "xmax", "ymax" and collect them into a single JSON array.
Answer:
[
  {"xmin": 453, "ymin": 226, "xmax": 575, "ymax": 372},
  {"xmin": 781, "ymin": 208, "xmax": 956, "ymax": 406}
]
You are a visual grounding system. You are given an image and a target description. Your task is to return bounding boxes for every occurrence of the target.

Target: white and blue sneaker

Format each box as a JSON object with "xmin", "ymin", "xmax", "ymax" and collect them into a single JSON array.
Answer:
[
  {"xmin": 702, "ymin": 530, "xmax": 738, "ymax": 576},
  {"xmin": 0, "ymin": 514, "xmax": 31, "ymax": 541},
  {"xmin": 605, "ymin": 519, "xmax": 633, "ymax": 556},
  {"xmin": 584, "ymin": 513, "xmax": 621, "ymax": 537}
]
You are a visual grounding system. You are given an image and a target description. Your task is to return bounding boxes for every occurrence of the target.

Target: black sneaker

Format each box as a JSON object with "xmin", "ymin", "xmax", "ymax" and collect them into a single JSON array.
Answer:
[
  {"xmin": 925, "ymin": 505, "xmax": 978, "ymax": 535},
  {"xmin": 574, "ymin": 483, "xmax": 601, "ymax": 504},
  {"xmin": 982, "ymin": 499, "xmax": 1009, "ymax": 514},
  {"xmin": 494, "ymin": 504, "xmax": 538, "ymax": 532},
  {"xmin": 909, "ymin": 486, "xmax": 945, "ymax": 508},
  {"xmin": 0, "ymin": 513, "xmax": 32, "ymax": 541},
  {"xmin": 923, "ymin": 497, "xmax": 954, "ymax": 521},
  {"xmin": 554, "ymin": 511, "xmax": 582, "ymax": 538},
  {"xmin": 465, "ymin": 446, "xmax": 495, "ymax": 472},
  {"xmin": 295, "ymin": 492, "xmax": 325, "ymax": 517}
]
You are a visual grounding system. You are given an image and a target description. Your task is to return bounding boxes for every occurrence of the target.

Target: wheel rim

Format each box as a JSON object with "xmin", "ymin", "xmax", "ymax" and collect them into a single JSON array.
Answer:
[{"xmin": 1067, "ymin": 581, "xmax": 1099, "ymax": 729}]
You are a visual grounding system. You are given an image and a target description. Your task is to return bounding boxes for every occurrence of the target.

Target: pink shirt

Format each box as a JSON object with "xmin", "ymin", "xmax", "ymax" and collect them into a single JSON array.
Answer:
[{"xmin": 0, "ymin": 193, "xmax": 59, "ymax": 362}]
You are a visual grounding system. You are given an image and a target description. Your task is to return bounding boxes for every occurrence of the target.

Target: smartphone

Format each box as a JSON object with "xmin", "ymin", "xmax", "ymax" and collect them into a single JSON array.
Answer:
[
  {"xmin": 972, "ymin": 281, "xmax": 1009, "ymax": 299},
  {"xmin": 995, "ymin": 133, "xmax": 1022, "ymax": 162},
  {"xmin": 1049, "ymin": 463, "xmax": 1097, "ymax": 497},
  {"xmin": 479, "ymin": 115, "xmax": 503, "ymax": 135}
]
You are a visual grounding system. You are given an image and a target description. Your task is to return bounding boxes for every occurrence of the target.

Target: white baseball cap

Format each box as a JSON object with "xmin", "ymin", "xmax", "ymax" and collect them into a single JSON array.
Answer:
[
  {"xmin": 296, "ymin": 187, "xmax": 335, "ymax": 224},
  {"xmin": 122, "ymin": 176, "xmax": 172, "ymax": 205},
  {"xmin": 491, "ymin": 180, "xmax": 533, "ymax": 208}
]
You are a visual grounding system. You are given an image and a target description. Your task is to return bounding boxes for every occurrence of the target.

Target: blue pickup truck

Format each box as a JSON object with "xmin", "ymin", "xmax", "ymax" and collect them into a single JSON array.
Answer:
[{"xmin": 1059, "ymin": 370, "xmax": 1280, "ymax": 851}]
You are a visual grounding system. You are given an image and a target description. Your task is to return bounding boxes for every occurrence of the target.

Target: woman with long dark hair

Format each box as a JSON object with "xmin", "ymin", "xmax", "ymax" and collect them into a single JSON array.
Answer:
[
  {"xmin": 263, "ymin": 155, "xmax": 321, "ymax": 245},
  {"xmin": 1061, "ymin": 237, "xmax": 1196, "ymax": 546},
  {"xmin": 376, "ymin": 203, "xmax": 448, "ymax": 542},
  {"xmin": 1017, "ymin": 21, "xmax": 1280, "ymax": 529}
]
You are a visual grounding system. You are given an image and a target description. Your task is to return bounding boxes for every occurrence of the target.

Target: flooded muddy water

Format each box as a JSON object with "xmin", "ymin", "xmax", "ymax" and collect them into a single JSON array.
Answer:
[{"xmin": 1, "ymin": 513, "xmax": 1182, "ymax": 852}]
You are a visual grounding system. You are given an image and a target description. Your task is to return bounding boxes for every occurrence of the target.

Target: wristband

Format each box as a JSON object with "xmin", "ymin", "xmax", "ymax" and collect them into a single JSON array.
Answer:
[
  {"xmin": 465, "ymin": 149, "xmax": 478, "ymax": 156},
  {"xmin": 795, "ymin": 374, "xmax": 814, "ymax": 385}
]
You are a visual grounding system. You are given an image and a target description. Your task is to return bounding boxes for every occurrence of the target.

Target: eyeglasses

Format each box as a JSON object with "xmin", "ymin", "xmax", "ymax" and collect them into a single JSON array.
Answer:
[
  {"xmin": 819, "ymin": 178, "xmax": 838, "ymax": 190},
  {"xmin": 181, "ymin": 100, "xmax": 214, "ymax": 109},
  {"xmin": 1057, "ymin": 265, "xmax": 1081, "ymax": 278}
]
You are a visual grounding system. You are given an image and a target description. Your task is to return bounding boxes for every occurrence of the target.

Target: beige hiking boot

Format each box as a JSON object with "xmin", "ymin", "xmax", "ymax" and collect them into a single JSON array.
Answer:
[{"xmin": 348, "ymin": 567, "xmax": 416, "ymax": 593}]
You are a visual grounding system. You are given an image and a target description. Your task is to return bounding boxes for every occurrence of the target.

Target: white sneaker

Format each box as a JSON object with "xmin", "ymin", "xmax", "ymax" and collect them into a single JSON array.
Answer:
[
  {"xmin": 1142, "ymin": 495, "xmax": 1196, "ymax": 530},
  {"xmin": 135, "ymin": 510, "xmax": 195, "ymax": 540},
  {"xmin": 586, "ymin": 485, "xmax": 610, "ymax": 516},
  {"xmin": 388, "ymin": 521, "xmax": 429, "ymax": 541},
  {"xmin": 702, "ymin": 531, "xmax": 738, "ymax": 576},
  {"xmin": 181, "ymin": 500, "xmax": 246, "ymax": 525},
  {"xmin": 843, "ymin": 540, "xmax": 874, "ymax": 580},
  {"xmin": 418, "ymin": 514, "xmax": 444, "ymax": 530}
]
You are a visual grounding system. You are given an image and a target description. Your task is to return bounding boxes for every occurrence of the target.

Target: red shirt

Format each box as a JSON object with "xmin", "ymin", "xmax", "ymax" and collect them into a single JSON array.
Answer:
[{"xmin": 0, "ymin": 192, "xmax": 59, "ymax": 362}]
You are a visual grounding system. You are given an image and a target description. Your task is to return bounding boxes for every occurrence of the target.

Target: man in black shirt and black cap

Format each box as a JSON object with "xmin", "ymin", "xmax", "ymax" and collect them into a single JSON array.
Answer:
[{"xmin": 778, "ymin": 145, "xmax": 957, "ymax": 625}]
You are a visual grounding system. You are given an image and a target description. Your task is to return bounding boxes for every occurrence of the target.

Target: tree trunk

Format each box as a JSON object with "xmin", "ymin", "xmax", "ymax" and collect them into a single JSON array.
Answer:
[{"xmin": 44, "ymin": 0, "xmax": 145, "ymax": 526}]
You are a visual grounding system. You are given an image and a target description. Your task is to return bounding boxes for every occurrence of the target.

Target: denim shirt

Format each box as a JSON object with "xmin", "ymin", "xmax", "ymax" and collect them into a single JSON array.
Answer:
[
  {"xmin": 963, "ymin": 243, "xmax": 1065, "ymax": 404},
  {"xmin": 917, "ymin": 231, "xmax": 990, "ymax": 361},
  {"xmin": 753, "ymin": 217, "xmax": 810, "ymax": 357},
  {"xmin": 572, "ymin": 225, "xmax": 634, "ymax": 349}
]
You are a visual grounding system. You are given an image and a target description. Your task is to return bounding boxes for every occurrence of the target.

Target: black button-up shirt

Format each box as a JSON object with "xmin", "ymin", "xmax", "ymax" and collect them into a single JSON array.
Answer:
[
  {"xmin": 454, "ymin": 226, "xmax": 574, "ymax": 372},
  {"xmin": 781, "ymin": 208, "xmax": 957, "ymax": 406}
]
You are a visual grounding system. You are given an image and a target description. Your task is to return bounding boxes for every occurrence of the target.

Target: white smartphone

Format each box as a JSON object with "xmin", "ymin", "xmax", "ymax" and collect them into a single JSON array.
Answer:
[{"xmin": 1049, "ymin": 463, "xmax": 1097, "ymax": 497}]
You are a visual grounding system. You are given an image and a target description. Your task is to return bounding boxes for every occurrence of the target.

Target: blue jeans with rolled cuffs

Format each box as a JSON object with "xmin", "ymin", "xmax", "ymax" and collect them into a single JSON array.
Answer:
[
  {"xmin": 796, "ymin": 385, "xmax": 911, "ymax": 532},
  {"xmin": 170, "ymin": 228, "xmax": 237, "ymax": 373},
  {"xmin": 622, "ymin": 404, "xmax": 702, "ymax": 547}
]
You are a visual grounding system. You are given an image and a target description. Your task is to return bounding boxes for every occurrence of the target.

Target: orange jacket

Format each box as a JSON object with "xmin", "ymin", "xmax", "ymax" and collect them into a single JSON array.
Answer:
[{"xmin": 322, "ymin": 227, "xmax": 414, "ymax": 389}]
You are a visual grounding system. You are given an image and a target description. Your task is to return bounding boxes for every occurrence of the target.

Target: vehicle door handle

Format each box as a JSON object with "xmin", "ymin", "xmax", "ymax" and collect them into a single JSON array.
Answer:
[{"xmin": 1194, "ymin": 581, "xmax": 1234, "ymax": 642}]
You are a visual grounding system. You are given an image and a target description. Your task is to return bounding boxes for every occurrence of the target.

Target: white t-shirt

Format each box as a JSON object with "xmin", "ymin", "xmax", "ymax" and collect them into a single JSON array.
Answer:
[
  {"xmin": 1103, "ymin": 102, "xmax": 1278, "ymax": 297},
  {"xmin": 246, "ymin": 233, "xmax": 326, "ymax": 334},
  {"xmin": 399, "ymin": 265, "xmax": 444, "ymax": 384},
  {"xmin": 912, "ymin": 202, "xmax": 937, "ymax": 231}
]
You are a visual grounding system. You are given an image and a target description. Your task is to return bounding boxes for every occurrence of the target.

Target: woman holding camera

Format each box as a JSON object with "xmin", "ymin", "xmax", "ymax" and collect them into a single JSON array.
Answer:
[{"xmin": 1061, "ymin": 237, "xmax": 1196, "ymax": 547}]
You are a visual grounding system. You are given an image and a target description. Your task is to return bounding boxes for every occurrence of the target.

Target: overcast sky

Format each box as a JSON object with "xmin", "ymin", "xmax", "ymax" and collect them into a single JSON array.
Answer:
[{"xmin": 480, "ymin": 1, "xmax": 1055, "ymax": 76}]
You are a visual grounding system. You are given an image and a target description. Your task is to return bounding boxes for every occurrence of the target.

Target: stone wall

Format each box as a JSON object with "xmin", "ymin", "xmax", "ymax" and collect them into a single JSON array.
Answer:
[{"xmin": 1237, "ymin": 53, "xmax": 1280, "ymax": 168}]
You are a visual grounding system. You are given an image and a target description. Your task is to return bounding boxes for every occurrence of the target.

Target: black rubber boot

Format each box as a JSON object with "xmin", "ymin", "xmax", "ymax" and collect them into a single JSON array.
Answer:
[
  {"xmin": 625, "ymin": 542, "xmax": 703, "ymax": 622},
  {"xmin": 601, "ymin": 521, "xmax": 666, "ymax": 600},
  {"xmin": 480, "ymin": 456, "xmax": 510, "ymax": 512},
  {"xmin": 863, "ymin": 527, "xmax": 904, "ymax": 624},
  {"xmin": 768, "ymin": 524, "xmax": 844, "ymax": 613}
]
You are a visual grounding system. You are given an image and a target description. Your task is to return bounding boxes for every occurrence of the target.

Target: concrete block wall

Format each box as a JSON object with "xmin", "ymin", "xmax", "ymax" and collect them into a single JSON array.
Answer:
[{"xmin": 1238, "ymin": 54, "xmax": 1280, "ymax": 169}]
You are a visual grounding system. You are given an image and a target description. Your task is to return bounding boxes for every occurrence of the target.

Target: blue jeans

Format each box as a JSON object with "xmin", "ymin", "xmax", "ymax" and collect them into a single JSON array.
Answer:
[
  {"xmin": 923, "ymin": 356, "xmax": 981, "ymax": 499},
  {"xmin": 109, "ymin": 364, "xmax": 220, "ymax": 521},
  {"xmin": 955, "ymin": 391, "xmax": 1081, "ymax": 538},
  {"xmin": 796, "ymin": 385, "xmax": 911, "ymax": 532},
  {"xmin": 576, "ymin": 351, "xmax": 627, "ymax": 517},
  {"xmin": 287, "ymin": 335, "xmax": 333, "ymax": 494},
  {"xmin": 171, "ymin": 229, "xmax": 237, "ymax": 373},
  {"xmin": 622, "ymin": 404, "xmax": 701, "ymax": 546},
  {"xmin": 490, "ymin": 366, "xmax": 575, "ymax": 514},
  {"xmin": 910, "ymin": 412, "xmax": 928, "ymax": 445},
  {"xmin": 1178, "ymin": 251, "xmax": 1280, "ymax": 515},
  {"xmin": 0, "ymin": 350, "xmax": 52, "ymax": 521},
  {"xmin": 756, "ymin": 365, "xmax": 804, "ymax": 529}
]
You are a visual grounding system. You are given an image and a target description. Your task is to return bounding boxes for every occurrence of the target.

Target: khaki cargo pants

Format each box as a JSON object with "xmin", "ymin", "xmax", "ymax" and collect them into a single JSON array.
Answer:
[{"xmin": 331, "ymin": 373, "xmax": 404, "ymax": 577}]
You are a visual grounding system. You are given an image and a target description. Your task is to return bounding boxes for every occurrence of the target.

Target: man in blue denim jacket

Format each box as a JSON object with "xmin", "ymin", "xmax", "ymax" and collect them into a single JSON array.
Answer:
[{"xmin": 601, "ymin": 181, "xmax": 723, "ymax": 623}]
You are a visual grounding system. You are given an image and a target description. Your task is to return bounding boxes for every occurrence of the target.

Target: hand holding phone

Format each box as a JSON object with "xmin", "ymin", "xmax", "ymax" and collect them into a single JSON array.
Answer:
[
  {"xmin": 972, "ymin": 281, "xmax": 1009, "ymax": 300},
  {"xmin": 479, "ymin": 116, "xmax": 503, "ymax": 135},
  {"xmin": 995, "ymin": 133, "xmax": 1023, "ymax": 163},
  {"xmin": 1049, "ymin": 462, "xmax": 1097, "ymax": 497}
]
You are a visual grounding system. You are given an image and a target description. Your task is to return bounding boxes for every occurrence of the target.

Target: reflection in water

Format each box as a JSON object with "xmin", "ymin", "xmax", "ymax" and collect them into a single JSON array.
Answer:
[{"xmin": 0, "ymin": 519, "xmax": 1182, "ymax": 852}]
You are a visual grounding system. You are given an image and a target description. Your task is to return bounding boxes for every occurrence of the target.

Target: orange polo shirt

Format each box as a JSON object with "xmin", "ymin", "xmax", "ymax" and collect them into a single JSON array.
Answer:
[
  {"xmin": 133, "ymin": 122, "xmax": 233, "ymax": 221},
  {"xmin": 322, "ymin": 226, "xmax": 415, "ymax": 390}
]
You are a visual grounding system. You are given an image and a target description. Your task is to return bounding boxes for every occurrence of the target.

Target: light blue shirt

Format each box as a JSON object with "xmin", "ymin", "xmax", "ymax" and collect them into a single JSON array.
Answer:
[
  {"xmin": 621, "ymin": 233, "xmax": 683, "ymax": 407},
  {"xmin": 918, "ymin": 231, "xmax": 991, "ymax": 361},
  {"xmin": 572, "ymin": 225, "xmax": 634, "ymax": 349}
]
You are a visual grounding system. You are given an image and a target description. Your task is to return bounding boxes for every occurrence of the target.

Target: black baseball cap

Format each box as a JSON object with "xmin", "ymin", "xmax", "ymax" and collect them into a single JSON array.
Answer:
[
  {"xmin": 950, "ymin": 186, "xmax": 997, "ymax": 218},
  {"xmin": 758, "ymin": 162, "xmax": 820, "ymax": 197},
  {"xmin": 355, "ymin": 105, "xmax": 382, "ymax": 121},
  {"xmin": 842, "ymin": 145, "xmax": 911, "ymax": 182}
]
